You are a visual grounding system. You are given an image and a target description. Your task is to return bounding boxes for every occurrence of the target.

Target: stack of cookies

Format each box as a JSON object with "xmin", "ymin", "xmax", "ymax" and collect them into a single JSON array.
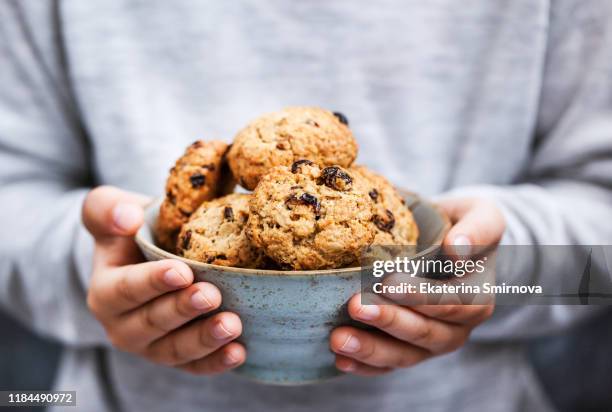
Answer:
[{"xmin": 155, "ymin": 107, "xmax": 418, "ymax": 270}]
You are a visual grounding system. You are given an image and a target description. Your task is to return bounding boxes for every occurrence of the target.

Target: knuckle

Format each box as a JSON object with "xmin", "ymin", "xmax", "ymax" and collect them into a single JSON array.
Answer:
[
  {"xmin": 149, "ymin": 267, "xmax": 171, "ymax": 294},
  {"xmin": 410, "ymin": 320, "xmax": 433, "ymax": 345},
  {"xmin": 168, "ymin": 338, "xmax": 186, "ymax": 365},
  {"xmin": 198, "ymin": 323, "xmax": 216, "ymax": 351},
  {"xmin": 145, "ymin": 343, "xmax": 178, "ymax": 366},
  {"xmin": 378, "ymin": 307, "xmax": 399, "ymax": 330},
  {"xmin": 116, "ymin": 275, "xmax": 138, "ymax": 306},
  {"xmin": 151, "ymin": 333, "xmax": 193, "ymax": 367},
  {"xmin": 357, "ymin": 337, "xmax": 377, "ymax": 362},
  {"xmin": 438, "ymin": 305, "xmax": 461, "ymax": 319},
  {"xmin": 140, "ymin": 305, "xmax": 168, "ymax": 335},
  {"xmin": 175, "ymin": 293, "xmax": 196, "ymax": 319},
  {"xmin": 142, "ymin": 345, "xmax": 165, "ymax": 365},
  {"xmin": 397, "ymin": 348, "xmax": 423, "ymax": 368}
]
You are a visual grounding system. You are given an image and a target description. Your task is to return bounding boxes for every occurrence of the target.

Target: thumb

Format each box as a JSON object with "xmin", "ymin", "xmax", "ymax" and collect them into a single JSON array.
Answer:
[
  {"xmin": 82, "ymin": 185, "xmax": 150, "ymax": 239},
  {"xmin": 437, "ymin": 197, "xmax": 506, "ymax": 256},
  {"xmin": 82, "ymin": 185, "xmax": 151, "ymax": 266}
]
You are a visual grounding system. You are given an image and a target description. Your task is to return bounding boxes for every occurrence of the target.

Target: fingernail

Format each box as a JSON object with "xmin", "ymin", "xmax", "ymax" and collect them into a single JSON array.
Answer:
[
  {"xmin": 338, "ymin": 360, "xmax": 356, "ymax": 372},
  {"xmin": 339, "ymin": 335, "xmax": 361, "ymax": 353},
  {"xmin": 453, "ymin": 235, "xmax": 472, "ymax": 256},
  {"xmin": 212, "ymin": 321, "xmax": 234, "ymax": 340},
  {"xmin": 112, "ymin": 203, "xmax": 141, "ymax": 232},
  {"xmin": 223, "ymin": 352, "xmax": 240, "ymax": 366},
  {"xmin": 356, "ymin": 304, "xmax": 380, "ymax": 321},
  {"xmin": 190, "ymin": 291, "xmax": 212, "ymax": 310},
  {"xmin": 163, "ymin": 269, "xmax": 189, "ymax": 287}
]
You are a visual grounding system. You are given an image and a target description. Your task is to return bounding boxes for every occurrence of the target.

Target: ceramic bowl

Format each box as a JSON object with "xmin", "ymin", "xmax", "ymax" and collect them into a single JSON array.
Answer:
[{"xmin": 135, "ymin": 191, "xmax": 450, "ymax": 385}]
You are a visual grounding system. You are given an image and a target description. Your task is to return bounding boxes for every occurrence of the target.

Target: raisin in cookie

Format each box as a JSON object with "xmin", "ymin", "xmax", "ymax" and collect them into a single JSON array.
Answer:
[
  {"xmin": 155, "ymin": 140, "xmax": 232, "ymax": 252},
  {"xmin": 350, "ymin": 165, "xmax": 419, "ymax": 246},
  {"xmin": 247, "ymin": 161, "xmax": 375, "ymax": 270},
  {"xmin": 177, "ymin": 193, "xmax": 265, "ymax": 268},
  {"xmin": 227, "ymin": 107, "xmax": 358, "ymax": 190}
]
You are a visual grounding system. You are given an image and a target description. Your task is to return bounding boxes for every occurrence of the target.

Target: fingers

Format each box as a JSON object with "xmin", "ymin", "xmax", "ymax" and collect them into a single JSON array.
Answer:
[
  {"xmin": 83, "ymin": 185, "xmax": 150, "ymax": 238},
  {"xmin": 83, "ymin": 186, "xmax": 246, "ymax": 377},
  {"xmin": 437, "ymin": 197, "xmax": 505, "ymax": 256},
  {"xmin": 179, "ymin": 342, "xmax": 247, "ymax": 375},
  {"xmin": 346, "ymin": 295, "xmax": 470, "ymax": 354},
  {"xmin": 145, "ymin": 312, "xmax": 242, "ymax": 366},
  {"xmin": 410, "ymin": 304, "xmax": 495, "ymax": 326},
  {"xmin": 436, "ymin": 197, "xmax": 475, "ymax": 225},
  {"xmin": 88, "ymin": 259, "xmax": 194, "ymax": 317},
  {"xmin": 82, "ymin": 185, "xmax": 151, "ymax": 267},
  {"xmin": 335, "ymin": 355, "xmax": 392, "ymax": 377},
  {"xmin": 108, "ymin": 282, "xmax": 221, "ymax": 348},
  {"xmin": 330, "ymin": 326, "xmax": 431, "ymax": 369}
]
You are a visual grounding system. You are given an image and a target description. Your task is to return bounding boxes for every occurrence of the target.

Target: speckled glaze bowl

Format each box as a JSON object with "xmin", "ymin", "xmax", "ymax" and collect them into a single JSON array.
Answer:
[{"xmin": 135, "ymin": 192, "xmax": 450, "ymax": 385}]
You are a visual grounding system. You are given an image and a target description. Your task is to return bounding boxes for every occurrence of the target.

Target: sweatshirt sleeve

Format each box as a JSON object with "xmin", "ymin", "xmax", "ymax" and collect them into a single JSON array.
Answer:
[
  {"xmin": 445, "ymin": 0, "xmax": 612, "ymax": 340},
  {"xmin": 0, "ymin": 1, "xmax": 107, "ymax": 345}
]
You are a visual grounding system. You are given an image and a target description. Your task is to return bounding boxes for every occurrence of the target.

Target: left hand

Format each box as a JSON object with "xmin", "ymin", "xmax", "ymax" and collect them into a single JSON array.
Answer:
[{"xmin": 330, "ymin": 197, "xmax": 505, "ymax": 376}]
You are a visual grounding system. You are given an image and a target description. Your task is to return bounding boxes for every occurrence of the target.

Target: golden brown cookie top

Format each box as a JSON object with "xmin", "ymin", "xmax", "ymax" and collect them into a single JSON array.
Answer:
[
  {"xmin": 155, "ymin": 140, "xmax": 231, "ymax": 253},
  {"xmin": 165, "ymin": 140, "xmax": 230, "ymax": 214},
  {"xmin": 177, "ymin": 193, "xmax": 265, "ymax": 268},
  {"xmin": 247, "ymin": 161, "xmax": 375, "ymax": 270},
  {"xmin": 155, "ymin": 200, "xmax": 188, "ymax": 252},
  {"xmin": 350, "ymin": 165, "xmax": 419, "ymax": 246},
  {"xmin": 227, "ymin": 107, "xmax": 358, "ymax": 190}
]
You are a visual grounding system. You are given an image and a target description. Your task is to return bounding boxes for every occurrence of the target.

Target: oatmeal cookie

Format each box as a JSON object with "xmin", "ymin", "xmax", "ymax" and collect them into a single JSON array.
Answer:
[
  {"xmin": 177, "ymin": 193, "xmax": 265, "ymax": 268},
  {"xmin": 227, "ymin": 107, "xmax": 358, "ymax": 190},
  {"xmin": 155, "ymin": 140, "xmax": 232, "ymax": 252},
  {"xmin": 350, "ymin": 165, "xmax": 419, "ymax": 246},
  {"xmin": 247, "ymin": 161, "xmax": 375, "ymax": 270}
]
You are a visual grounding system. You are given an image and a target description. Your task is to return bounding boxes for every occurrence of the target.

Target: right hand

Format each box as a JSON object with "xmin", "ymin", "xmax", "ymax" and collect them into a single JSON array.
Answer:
[{"xmin": 83, "ymin": 186, "xmax": 246, "ymax": 375}]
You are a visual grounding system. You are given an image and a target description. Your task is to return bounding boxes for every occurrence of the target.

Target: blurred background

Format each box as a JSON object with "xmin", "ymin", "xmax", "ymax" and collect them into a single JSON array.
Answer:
[{"xmin": 1, "ymin": 307, "xmax": 611, "ymax": 412}]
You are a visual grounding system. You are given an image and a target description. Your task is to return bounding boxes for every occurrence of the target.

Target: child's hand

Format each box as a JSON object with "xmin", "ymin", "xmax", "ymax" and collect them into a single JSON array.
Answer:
[
  {"xmin": 83, "ymin": 186, "xmax": 246, "ymax": 374},
  {"xmin": 330, "ymin": 197, "xmax": 504, "ymax": 375}
]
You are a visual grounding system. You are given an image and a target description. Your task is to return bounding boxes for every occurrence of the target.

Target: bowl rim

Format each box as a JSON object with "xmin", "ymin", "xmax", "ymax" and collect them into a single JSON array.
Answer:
[{"xmin": 135, "ymin": 192, "xmax": 451, "ymax": 277}]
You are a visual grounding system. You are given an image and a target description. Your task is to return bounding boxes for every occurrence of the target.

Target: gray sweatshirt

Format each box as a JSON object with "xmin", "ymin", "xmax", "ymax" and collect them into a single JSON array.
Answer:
[{"xmin": 1, "ymin": 0, "xmax": 611, "ymax": 411}]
